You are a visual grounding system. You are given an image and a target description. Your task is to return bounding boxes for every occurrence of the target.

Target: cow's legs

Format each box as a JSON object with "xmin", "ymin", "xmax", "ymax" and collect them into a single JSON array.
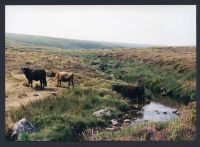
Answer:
[
  {"xmin": 43, "ymin": 80, "xmax": 45, "ymax": 89},
  {"xmin": 138, "ymin": 97, "xmax": 140, "ymax": 109},
  {"xmin": 30, "ymin": 80, "xmax": 33, "ymax": 87},
  {"xmin": 138, "ymin": 97, "xmax": 141, "ymax": 109},
  {"xmin": 57, "ymin": 79, "xmax": 61, "ymax": 87},
  {"xmin": 40, "ymin": 80, "xmax": 43, "ymax": 89},
  {"xmin": 28, "ymin": 80, "xmax": 31, "ymax": 87},
  {"xmin": 72, "ymin": 79, "xmax": 74, "ymax": 88},
  {"xmin": 57, "ymin": 80, "xmax": 59, "ymax": 87},
  {"xmin": 41, "ymin": 80, "xmax": 45, "ymax": 89},
  {"xmin": 142, "ymin": 94, "xmax": 145, "ymax": 105},
  {"xmin": 68, "ymin": 81, "xmax": 70, "ymax": 88}
]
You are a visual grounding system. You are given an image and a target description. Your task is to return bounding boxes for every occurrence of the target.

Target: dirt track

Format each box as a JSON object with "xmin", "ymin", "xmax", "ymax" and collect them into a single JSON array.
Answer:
[{"xmin": 5, "ymin": 75, "xmax": 68, "ymax": 111}]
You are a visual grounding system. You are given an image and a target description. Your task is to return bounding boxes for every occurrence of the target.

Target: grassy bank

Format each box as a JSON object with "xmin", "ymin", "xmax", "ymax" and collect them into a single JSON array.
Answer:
[
  {"xmin": 6, "ymin": 45, "xmax": 196, "ymax": 141},
  {"xmin": 86, "ymin": 48, "xmax": 196, "ymax": 101},
  {"xmin": 83, "ymin": 102, "xmax": 196, "ymax": 141},
  {"xmin": 8, "ymin": 86, "xmax": 129, "ymax": 141}
]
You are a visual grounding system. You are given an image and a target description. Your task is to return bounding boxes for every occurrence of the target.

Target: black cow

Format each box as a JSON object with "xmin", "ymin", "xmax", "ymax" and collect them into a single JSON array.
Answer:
[
  {"xmin": 21, "ymin": 67, "xmax": 47, "ymax": 89},
  {"xmin": 178, "ymin": 93, "xmax": 190, "ymax": 105},
  {"xmin": 112, "ymin": 84, "xmax": 145, "ymax": 108}
]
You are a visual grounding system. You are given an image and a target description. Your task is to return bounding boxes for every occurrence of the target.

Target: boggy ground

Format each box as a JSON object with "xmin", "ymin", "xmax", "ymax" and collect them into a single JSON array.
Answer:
[
  {"xmin": 5, "ymin": 44, "xmax": 196, "ymax": 141},
  {"xmin": 89, "ymin": 47, "xmax": 196, "ymax": 100}
]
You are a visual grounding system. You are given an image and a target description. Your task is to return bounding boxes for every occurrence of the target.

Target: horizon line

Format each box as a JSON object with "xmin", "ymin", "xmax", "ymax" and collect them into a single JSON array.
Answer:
[{"xmin": 5, "ymin": 32, "xmax": 196, "ymax": 47}]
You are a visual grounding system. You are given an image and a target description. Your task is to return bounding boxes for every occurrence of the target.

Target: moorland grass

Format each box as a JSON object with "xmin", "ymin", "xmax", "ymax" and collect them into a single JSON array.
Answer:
[
  {"xmin": 9, "ymin": 86, "xmax": 129, "ymax": 141},
  {"xmin": 87, "ymin": 54, "xmax": 196, "ymax": 101},
  {"xmin": 83, "ymin": 102, "xmax": 196, "ymax": 141},
  {"xmin": 6, "ymin": 46, "xmax": 196, "ymax": 141}
]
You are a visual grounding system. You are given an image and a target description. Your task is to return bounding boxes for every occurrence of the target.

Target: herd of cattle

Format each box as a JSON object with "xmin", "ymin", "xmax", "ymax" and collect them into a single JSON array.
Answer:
[
  {"xmin": 20, "ymin": 67, "xmax": 146, "ymax": 107},
  {"xmin": 21, "ymin": 67, "xmax": 74, "ymax": 89},
  {"xmin": 20, "ymin": 66, "xmax": 191, "ymax": 108}
]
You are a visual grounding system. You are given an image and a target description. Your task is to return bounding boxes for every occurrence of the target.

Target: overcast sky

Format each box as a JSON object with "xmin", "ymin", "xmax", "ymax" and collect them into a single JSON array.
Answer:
[{"xmin": 6, "ymin": 5, "xmax": 196, "ymax": 46}]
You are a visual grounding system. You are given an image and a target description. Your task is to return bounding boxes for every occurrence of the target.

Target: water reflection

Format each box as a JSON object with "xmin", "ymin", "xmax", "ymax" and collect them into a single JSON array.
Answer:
[{"xmin": 133, "ymin": 101, "xmax": 178, "ymax": 123}]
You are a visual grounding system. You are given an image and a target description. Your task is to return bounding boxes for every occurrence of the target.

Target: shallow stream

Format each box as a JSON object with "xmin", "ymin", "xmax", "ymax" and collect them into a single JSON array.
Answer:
[{"xmin": 133, "ymin": 101, "xmax": 178, "ymax": 123}]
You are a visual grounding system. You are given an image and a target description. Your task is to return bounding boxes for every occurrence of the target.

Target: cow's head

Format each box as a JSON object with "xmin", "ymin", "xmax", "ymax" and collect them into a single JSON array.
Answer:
[
  {"xmin": 50, "ymin": 71, "xmax": 56, "ymax": 77},
  {"xmin": 21, "ymin": 67, "xmax": 29, "ymax": 75},
  {"xmin": 111, "ymin": 84, "xmax": 122, "ymax": 92}
]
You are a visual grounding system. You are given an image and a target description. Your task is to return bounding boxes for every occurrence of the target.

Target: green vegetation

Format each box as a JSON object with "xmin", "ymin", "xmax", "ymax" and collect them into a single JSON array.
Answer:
[
  {"xmin": 83, "ymin": 102, "xmax": 196, "ymax": 141},
  {"xmin": 5, "ymin": 36, "xmax": 196, "ymax": 141},
  {"xmin": 87, "ymin": 52, "xmax": 196, "ymax": 101},
  {"xmin": 18, "ymin": 132, "xmax": 29, "ymax": 141},
  {"xmin": 9, "ymin": 86, "xmax": 129, "ymax": 141}
]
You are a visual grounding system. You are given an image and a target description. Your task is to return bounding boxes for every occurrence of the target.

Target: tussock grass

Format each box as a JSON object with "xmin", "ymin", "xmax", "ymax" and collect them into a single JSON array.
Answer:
[
  {"xmin": 83, "ymin": 102, "xmax": 196, "ymax": 141},
  {"xmin": 9, "ymin": 86, "xmax": 128, "ymax": 141},
  {"xmin": 18, "ymin": 91, "xmax": 27, "ymax": 98},
  {"xmin": 6, "ymin": 44, "xmax": 196, "ymax": 141},
  {"xmin": 88, "ymin": 48, "xmax": 196, "ymax": 101}
]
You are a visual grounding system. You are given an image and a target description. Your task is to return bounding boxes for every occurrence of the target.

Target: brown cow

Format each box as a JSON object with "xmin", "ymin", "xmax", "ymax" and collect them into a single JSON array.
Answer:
[{"xmin": 50, "ymin": 71, "xmax": 74, "ymax": 88}]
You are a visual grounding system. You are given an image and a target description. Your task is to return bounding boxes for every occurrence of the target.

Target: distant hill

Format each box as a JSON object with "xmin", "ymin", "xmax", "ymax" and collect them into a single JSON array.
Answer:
[{"xmin": 5, "ymin": 33, "xmax": 152, "ymax": 49}]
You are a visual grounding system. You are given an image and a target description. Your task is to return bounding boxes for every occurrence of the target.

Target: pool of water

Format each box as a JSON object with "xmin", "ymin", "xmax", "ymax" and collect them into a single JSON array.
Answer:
[{"xmin": 133, "ymin": 101, "xmax": 178, "ymax": 123}]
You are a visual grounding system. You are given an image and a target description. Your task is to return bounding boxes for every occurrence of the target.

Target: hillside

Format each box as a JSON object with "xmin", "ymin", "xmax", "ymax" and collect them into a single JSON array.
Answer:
[
  {"xmin": 5, "ymin": 33, "xmax": 152, "ymax": 50},
  {"xmin": 5, "ymin": 38, "xmax": 196, "ymax": 141}
]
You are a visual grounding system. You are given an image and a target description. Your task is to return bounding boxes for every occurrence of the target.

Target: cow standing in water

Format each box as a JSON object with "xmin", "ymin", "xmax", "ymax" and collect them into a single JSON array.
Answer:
[
  {"xmin": 49, "ymin": 71, "xmax": 74, "ymax": 88},
  {"xmin": 21, "ymin": 67, "xmax": 47, "ymax": 89},
  {"xmin": 112, "ymin": 84, "xmax": 145, "ymax": 108}
]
